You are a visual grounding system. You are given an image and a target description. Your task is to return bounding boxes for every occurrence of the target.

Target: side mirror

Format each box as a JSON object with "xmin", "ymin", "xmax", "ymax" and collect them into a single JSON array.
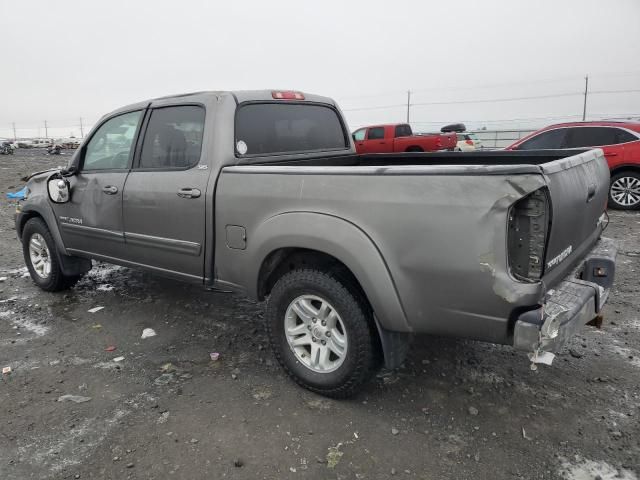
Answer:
[
  {"xmin": 48, "ymin": 177, "xmax": 70, "ymax": 203},
  {"xmin": 351, "ymin": 134, "xmax": 356, "ymax": 142}
]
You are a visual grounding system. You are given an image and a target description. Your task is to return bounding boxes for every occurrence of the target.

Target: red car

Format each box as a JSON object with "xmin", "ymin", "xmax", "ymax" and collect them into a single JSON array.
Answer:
[
  {"xmin": 506, "ymin": 121, "xmax": 640, "ymax": 210},
  {"xmin": 352, "ymin": 124, "xmax": 457, "ymax": 154}
]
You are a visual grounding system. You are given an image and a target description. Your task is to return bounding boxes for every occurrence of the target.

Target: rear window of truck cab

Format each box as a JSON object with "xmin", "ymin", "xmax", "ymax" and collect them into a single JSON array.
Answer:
[{"xmin": 235, "ymin": 103, "xmax": 348, "ymax": 156}]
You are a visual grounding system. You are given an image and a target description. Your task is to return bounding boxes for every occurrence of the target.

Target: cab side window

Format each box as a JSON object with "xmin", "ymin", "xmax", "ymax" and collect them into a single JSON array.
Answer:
[
  {"xmin": 368, "ymin": 127, "xmax": 385, "ymax": 140},
  {"xmin": 138, "ymin": 105, "xmax": 205, "ymax": 169},
  {"xmin": 83, "ymin": 111, "xmax": 142, "ymax": 171},
  {"xmin": 353, "ymin": 129, "xmax": 366, "ymax": 141}
]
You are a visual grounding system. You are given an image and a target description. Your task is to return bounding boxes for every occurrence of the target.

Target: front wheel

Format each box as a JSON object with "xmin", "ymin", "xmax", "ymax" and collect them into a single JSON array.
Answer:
[
  {"xmin": 22, "ymin": 218, "xmax": 82, "ymax": 291},
  {"xmin": 609, "ymin": 171, "xmax": 640, "ymax": 210},
  {"xmin": 266, "ymin": 269, "xmax": 379, "ymax": 398}
]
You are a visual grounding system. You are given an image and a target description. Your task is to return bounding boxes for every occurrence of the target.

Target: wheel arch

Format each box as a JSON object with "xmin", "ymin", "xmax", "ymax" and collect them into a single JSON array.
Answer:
[
  {"xmin": 405, "ymin": 146, "xmax": 424, "ymax": 152},
  {"xmin": 610, "ymin": 164, "xmax": 640, "ymax": 177},
  {"xmin": 249, "ymin": 212, "xmax": 410, "ymax": 334},
  {"xmin": 19, "ymin": 206, "xmax": 91, "ymax": 276}
]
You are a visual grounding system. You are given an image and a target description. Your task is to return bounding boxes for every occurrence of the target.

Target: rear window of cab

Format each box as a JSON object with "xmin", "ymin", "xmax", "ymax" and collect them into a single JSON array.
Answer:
[{"xmin": 235, "ymin": 103, "xmax": 348, "ymax": 156}]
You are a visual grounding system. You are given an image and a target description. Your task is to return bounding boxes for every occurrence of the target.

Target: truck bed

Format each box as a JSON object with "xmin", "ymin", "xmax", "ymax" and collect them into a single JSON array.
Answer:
[
  {"xmin": 219, "ymin": 148, "xmax": 609, "ymax": 346},
  {"xmin": 245, "ymin": 149, "xmax": 589, "ymax": 168}
]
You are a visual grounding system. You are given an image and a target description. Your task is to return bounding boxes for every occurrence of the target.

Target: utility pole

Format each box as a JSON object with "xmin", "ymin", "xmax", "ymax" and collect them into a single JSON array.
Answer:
[
  {"xmin": 582, "ymin": 75, "xmax": 589, "ymax": 121},
  {"xmin": 12, "ymin": 122, "xmax": 17, "ymax": 141},
  {"xmin": 44, "ymin": 120, "xmax": 48, "ymax": 139},
  {"xmin": 406, "ymin": 90, "xmax": 411, "ymax": 124},
  {"xmin": 79, "ymin": 117, "xmax": 84, "ymax": 138}
]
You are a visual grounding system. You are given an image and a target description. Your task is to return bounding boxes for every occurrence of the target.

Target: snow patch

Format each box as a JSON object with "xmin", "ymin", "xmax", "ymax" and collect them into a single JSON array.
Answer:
[
  {"xmin": 10, "ymin": 315, "xmax": 50, "ymax": 337},
  {"xmin": 559, "ymin": 456, "xmax": 637, "ymax": 480},
  {"xmin": 85, "ymin": 264, "xmax": 124, "ymax": 282},
  {"xmin": 611, "ymin": 345, "xmax": 640, "ymax": 368}
]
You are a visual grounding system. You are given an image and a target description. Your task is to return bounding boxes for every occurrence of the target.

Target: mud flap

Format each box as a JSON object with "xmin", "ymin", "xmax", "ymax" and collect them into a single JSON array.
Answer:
[{"xmin": 373, "ymin": 315, "xmax": 412, "ymax": 369}]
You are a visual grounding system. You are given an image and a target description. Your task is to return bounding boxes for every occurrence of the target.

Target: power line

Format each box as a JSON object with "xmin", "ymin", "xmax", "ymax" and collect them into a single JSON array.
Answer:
[
  {"xmin": 411, "ymin": 91, "xmax": 582, "ymax": 107},
  {"xmin": 342, "ymin": 103, "xmax": 405, "ymax": 112},
  {"xmin": 590, "ymin": 89, "xmax": 640, "ymax": 95},
  {"xmin": 338, "ymin": 70, "xmax": 640, "ymax": 103},
  {"xmin": 343, "ymin": 88, "xmax": 640, "ymax": 112}
]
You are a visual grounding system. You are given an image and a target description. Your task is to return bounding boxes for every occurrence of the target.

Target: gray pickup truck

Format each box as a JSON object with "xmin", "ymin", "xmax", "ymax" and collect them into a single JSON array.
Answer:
[{"xmin": 15, "ymin": 90, "xmax": 617, "ymax": 397}]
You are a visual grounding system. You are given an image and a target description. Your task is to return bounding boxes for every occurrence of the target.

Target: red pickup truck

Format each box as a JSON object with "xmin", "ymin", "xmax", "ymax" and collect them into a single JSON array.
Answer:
[{"xmin": 352, "ymin": 123, "xmax": 458, "ymax": 154}]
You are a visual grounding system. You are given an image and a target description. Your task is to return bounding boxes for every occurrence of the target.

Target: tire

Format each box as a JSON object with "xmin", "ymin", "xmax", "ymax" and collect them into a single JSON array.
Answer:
[
  {"xmin": 608, "ymin": 171, "xmax": 640, "ymax": 210},
  {"xmin": 22, "ymin": 217, "xmax": 82, "ymax": 291},
  {"xmin": 266, "ymin": 269, "xmax": 379, "ymax": 398}
]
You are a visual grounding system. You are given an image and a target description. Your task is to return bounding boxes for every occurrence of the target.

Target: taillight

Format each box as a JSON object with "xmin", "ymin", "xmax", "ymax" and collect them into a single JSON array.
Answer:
[
  {"xmin": 272, "ymin": 91, "xmax": 305, "ymax": 100},
  {"xmin": 507, "ymin": 188, "xmax": 550, "ymax": 281},
  {"xmin": 465, "ymin": 139, "xmax": 474, "ymax": 145}
]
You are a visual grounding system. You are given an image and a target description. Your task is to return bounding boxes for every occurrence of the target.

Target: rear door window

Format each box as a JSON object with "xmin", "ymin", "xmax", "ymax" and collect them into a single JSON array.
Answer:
[
  {"xmin": 614, "ymin": 128, "xmax": 637, "ymax": 144},
  {"xmin": 368, "ymin": 127, "xmax": 385, "ymax": 140},
  {"xmin": 235, "ymin": 103, "xmax": 347, "ymax": 156},
  {"xmin": 565, "ymin": 127, "xmax": 619, "ymax": 148},
  {"xmin": 394, "ymin": 125, "xmax": 412, "ymax": 137},
  {"xmin": 516, "ymin": 128, "xmax": 567, "ymax": 150},
  {"xmin": 138, "ymin": 105, "xmax": 205, "ymax": 169}
]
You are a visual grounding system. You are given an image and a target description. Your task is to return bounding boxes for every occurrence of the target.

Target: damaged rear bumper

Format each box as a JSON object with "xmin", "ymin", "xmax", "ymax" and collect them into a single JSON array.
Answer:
[{"xmin": 513, "ymin": 236, "xmax": 617, "ymax": 354}]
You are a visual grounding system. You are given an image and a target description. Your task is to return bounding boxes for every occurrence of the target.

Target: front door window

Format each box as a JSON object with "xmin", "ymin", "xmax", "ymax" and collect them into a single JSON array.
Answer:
[{"xmin": 83, "ymin": 111, "xmax": 142, "ymax": 171}]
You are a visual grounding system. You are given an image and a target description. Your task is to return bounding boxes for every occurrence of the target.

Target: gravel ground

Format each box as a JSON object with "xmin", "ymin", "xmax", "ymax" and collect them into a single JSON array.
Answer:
[{"xmin": 0, "ymin": 149, "xmax": 639, "ymax": 480}]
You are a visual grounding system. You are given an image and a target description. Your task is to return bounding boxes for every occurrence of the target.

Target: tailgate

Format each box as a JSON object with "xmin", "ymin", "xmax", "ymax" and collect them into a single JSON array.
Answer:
[{"xmin": 541, "ymin": 149, "xmax": 609, "ymax": 283}]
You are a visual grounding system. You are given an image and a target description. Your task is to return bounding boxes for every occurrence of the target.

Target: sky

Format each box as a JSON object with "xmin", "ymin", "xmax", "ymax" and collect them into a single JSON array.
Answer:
[{"xmin": 1, "ymin": 0, "xmax": 640, "ymax": 138}]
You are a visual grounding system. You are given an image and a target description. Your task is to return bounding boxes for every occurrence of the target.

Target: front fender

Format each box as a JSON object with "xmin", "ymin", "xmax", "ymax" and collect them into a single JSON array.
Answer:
[
  {"xmin": 246, "ymin": 212, "xmax": 411, "ymax": 332},
  {"xmin": 18, "ymin": 195, "xmax": 68, "ymax": 258}
]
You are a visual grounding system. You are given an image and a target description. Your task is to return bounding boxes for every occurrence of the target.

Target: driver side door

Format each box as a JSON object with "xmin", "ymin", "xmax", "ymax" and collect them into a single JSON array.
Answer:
[{"xmin": 53, "ymin": 110, "xmax": 144, "ymax": 260}]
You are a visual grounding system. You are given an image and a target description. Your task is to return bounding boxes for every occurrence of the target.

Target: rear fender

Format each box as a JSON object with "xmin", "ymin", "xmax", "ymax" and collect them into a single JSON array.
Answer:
[{"xmin": 248, "ymin": 212, "xmax": 410, "ymax": 332}]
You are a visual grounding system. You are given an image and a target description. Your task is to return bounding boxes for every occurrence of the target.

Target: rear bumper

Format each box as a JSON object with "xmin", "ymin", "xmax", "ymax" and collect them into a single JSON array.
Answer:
[{"xmin": 513, "ymin": 236, "xmax": 617, "ymax": 353}]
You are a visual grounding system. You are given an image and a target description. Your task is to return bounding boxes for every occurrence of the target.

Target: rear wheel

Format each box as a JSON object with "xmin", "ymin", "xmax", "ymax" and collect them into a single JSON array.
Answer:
[
  {"xmin": 265, "ymin": 269, "xmax": 379, "ymax": 398},
  {"xmin": 22, "ymin": 218, "xmax": 82, "ymax": 291},
  {"xmin": 609, "ymin": 171, "xmax": 640, "ymax": 210},
  {"xmin": 405, "ymin": 146, "xmax": 424, "ymax": 152}
]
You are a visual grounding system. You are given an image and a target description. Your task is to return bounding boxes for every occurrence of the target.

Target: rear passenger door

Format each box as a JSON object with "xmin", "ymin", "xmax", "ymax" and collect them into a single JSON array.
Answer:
[{"xmin": 122, "ymin": 104, "xmax": 209, "ymax": 281}]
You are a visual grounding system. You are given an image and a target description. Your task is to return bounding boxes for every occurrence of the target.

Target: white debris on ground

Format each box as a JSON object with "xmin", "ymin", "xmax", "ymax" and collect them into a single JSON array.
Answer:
[
  {"xmin": 559, "ymin": 456, "xmax": 638, "ymax": 480},
  {"xmin": 57, "ymin": 395, "xmax": 92, "ymax": 403},
  {"xmin": 96, "ymin": 284, "xmax": 115, "ymax": 292},
  {"xmin": 1, "ymin": 310, "xmax": 50, "ymax": 337},
  {"xmin": 87, "ymin": 306, "xmax": 104, "ymax": 313},
  {"xmin": 141, "ymin": 328, "xmax": 157, "ymax": 339}
]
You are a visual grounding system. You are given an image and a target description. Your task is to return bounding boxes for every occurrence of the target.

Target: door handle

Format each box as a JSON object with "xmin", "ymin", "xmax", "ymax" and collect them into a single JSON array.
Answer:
[
  {"xmin": 177, "ymin": 188, "xmax": 201, "ymax": 199},
  {"xmin": 102, "ymin": 185, "xmax": 118, "ymax": 195},
  {"xmin": 606, "ymin": 152, "xmax": 618, "ymax": 157}
]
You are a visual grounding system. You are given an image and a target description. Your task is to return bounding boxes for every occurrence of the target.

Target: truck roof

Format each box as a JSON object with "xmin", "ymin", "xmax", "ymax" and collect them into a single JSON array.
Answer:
[
  {"xmin": 107, "ymin": 90, "xmax": 339, "ymax": 117},
  {"xmin": 355, "ymin": 123, "xmax": 409, "ymax": 130}
]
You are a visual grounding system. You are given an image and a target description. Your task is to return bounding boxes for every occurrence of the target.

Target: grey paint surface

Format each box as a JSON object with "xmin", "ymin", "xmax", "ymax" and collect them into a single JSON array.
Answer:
[{"xmin": 17, "ymin": 90, "xmax": 615, "ymax": 357}]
